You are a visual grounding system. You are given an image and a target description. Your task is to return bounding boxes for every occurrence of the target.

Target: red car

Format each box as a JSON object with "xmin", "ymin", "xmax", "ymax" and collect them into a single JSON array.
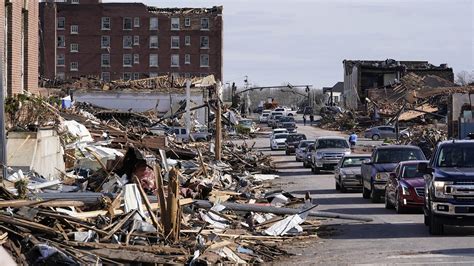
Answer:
[{"xmin": 385, "ymin": 160, "xmax": 428, "ymax": 213}]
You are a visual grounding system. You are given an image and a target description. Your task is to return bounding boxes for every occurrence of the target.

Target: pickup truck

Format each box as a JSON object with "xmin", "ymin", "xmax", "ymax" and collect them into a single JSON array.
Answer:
[
  {"xmin": 274, "ymin": 107, "xmax": 296, "ymax": 117},
  {"xmin": 310, "ymin": 136, "xmax": 351, "ymax": 174},
  {"xmin": 418, "ymin": 140, "xmax": 474, "ymax": 235},
  {"xmin": 361, "ymin": 145, "xmax": 426, "ymax": 203}
]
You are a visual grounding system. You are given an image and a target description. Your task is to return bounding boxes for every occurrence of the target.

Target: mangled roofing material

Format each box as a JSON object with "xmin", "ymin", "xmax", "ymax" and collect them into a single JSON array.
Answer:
[{"xmin": 147, "ymin": 6, "xmax": 223, "ymax": 15}]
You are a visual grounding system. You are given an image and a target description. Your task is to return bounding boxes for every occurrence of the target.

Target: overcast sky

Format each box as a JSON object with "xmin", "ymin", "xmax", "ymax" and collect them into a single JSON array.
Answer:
[{"xmin": 105, "ymin": 0, "xmax": 473, "ymax": 88}]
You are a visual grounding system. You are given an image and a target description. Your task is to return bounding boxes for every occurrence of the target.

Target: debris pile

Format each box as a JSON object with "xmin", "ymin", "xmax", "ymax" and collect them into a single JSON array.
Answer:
[{"xmin": 0, "ymin": 95, "xmax": 355, "ymax": 264}]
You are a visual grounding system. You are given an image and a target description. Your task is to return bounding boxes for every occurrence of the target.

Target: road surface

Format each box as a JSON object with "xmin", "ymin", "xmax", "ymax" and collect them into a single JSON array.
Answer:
[{"xmin": 248, "ymin": 121, "xmax": 474, "ymax": 265}]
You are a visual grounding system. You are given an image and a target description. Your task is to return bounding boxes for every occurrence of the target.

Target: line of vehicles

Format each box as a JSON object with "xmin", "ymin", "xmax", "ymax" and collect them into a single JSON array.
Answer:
[{"xmin": 267, "ymin": 122, "xmax": 474, "ymax": 235}]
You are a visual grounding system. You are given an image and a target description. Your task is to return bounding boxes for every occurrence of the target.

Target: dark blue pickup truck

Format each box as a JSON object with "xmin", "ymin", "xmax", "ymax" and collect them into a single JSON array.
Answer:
[
  {"xmin": 418, "ymin": 140, "xmax": 474, "ymax": 235},
  {"xmin": 361, "ymin": 145, "xmax": 426, "ymax": 203}
]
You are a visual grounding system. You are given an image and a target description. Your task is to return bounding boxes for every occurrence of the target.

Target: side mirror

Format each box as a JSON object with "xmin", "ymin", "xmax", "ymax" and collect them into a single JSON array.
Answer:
[
  {"xmin": 363, "ymin": 159, "xmax": 372, "ymax": 165},
  {"xmin": 417, "ymin": 162, "xmax": 432, "ymax": 174}
]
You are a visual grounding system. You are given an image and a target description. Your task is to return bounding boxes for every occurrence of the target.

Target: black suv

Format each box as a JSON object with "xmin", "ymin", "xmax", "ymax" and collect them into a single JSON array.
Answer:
[
  {"xmin": 285, "ymin": 133, "xmax": 307, "ymax": 155},
  {"xmin": 418, "ymin": 140, "xmax": 474, "ymax": 235}
]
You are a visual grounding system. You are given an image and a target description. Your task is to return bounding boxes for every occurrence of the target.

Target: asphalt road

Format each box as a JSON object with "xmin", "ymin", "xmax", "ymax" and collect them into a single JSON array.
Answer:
[{"xmin": 249, "ymin": 120, "xmax": 474, "ymax": 265}]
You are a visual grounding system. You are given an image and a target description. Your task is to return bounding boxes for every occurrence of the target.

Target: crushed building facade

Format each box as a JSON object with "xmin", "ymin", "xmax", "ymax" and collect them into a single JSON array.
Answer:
[
  {"xmin": 342, "ymin": 59, "xmax": 454, "ymax": 110},
  {"xmin": 39, "ymin": 0, "xmax": 223, "ymax": 82}
]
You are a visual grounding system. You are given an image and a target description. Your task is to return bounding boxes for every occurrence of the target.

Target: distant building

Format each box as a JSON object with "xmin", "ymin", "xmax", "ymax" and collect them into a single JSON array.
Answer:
[
  {"xmin": 342, "ymin": 59, "xmax": 454, "ymax": 109},
  {"xmin": 0, "ymin": 0, "xmax": 39, "ymax": 96},
  {"xmin": 39, "ymin": 0, "xmax": 223, "ymax": 82},
  {"xmin": 322, "ymin": 81, "xmax": 344, "ymax": 105}
]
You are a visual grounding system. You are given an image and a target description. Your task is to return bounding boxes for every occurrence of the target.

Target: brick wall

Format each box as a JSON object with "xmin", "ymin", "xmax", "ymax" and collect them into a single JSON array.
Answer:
[
  {"xmin": 0, "ymin": 0, "xmax": 4, "ymax": 95},
  {"xmin": 26, "ymin": 1, "xmax": 39, "ymax": 94}
]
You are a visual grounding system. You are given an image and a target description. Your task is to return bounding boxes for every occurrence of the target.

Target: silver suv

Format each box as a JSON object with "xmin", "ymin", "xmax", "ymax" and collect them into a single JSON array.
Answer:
[{"xmin": 310, "ymin": 136, "xmax": 351, "ymax": 174}]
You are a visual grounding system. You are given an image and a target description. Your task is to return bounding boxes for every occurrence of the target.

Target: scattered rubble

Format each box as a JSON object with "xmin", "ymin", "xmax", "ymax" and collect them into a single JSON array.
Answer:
[{"xmin": 0, "ymin": 93, "xmax": 373, "ymax": 264}]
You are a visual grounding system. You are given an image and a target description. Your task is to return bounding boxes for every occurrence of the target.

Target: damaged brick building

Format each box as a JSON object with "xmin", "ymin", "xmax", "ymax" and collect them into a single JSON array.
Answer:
[
  {"xmin": 0, "ymin": 0, "xmax": 39, "ymax": 96},
  {"xmin": 342, "ymin": 59, "xmax": 454, "ymax": 109},
  {"xmin": 39, "ymin": 0, "xmax": 223, "ymax": 82}
]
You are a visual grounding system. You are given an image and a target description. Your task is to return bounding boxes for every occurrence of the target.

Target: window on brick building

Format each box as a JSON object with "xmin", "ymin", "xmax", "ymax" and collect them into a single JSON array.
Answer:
[
  {"xmin": 201, "ymin": 18, "xmax": 209, "ymax": 30},
  {"xmin": 171, "ymin": 18, "xmax": 179, "ymax": 30},
  {"xmin": 171, "ymin": 54, "xmax": 179, "ymax": 67},
  {"xmin": 149, "ymin": 72, "xmax": 158, "ymax": 78},
  {"xmin": 57, "ymin": 54, "xmax": 65, "ymax": 66},
  {"xmin": 123, "ymin": 36, "xmax": 133, "ymax": 48},
  {"xmin": 123, "ymin": 72, "xmax": 132, "ymax": 80},
  {"xmin": 133, "ymin": 54, "xmax": 139, "ymax": 64},
  {"xmin": 149, "ymin": 36, "xmax": 158, "ymax": 48},
  {"xmin": 200, "ymin": 36, "xmax": 209, "ymax": 49},
  {"xmin": 123, "ymin": 17, "xmax": 132, "ymax": 30},
  {"xmin": 101, "ymin": 54, "xmax": 110, "ymax": 67},
  {"xmin": 184, "ymin": 73, "xmax": 191, "ymax": 78},
  {"xmin": 185, "ymin": 17, "xmax": 191, "ymax": 27},
  {"xmin": 70, "ymin": 43, "xmax": 79, "ymax": 52},
  {"xmin": 123, "ymin": 54, "xmax": 132, "ymax": 66},
  {"xmin": 70, "ymin": 25, "xmax": 78, "ymax": 34},
  {"xmin": 171, "ymin": 36, "xmax": 179, "ymax": 49},
  {"xmin": 101, "ymin": 36, "xmax": 110, "ymax": 48},
  {"xmin": 58, "ymin": 17, "xmax": 65, "ymax": 30},
  {"xmin": 149, "ymin": 54, "xmax": 158, "ymax": 67},
  {"xmin": 101, "ymin": 72, "xmax": 110, "ymax": 82},
  {"xmin": 185, "ymin": 54, "xmax": 190, "ymax": 65},
  {"xmin": 101, "ymin": 17, "xmax": 111, "ymax": 30},
  {"xmin": 200, "ymin": 54, "xmax": 209, "ymax": 67},
  {"xmin": 185, "ymin": 35, "xmax": 191, "ymax": 46},
  {"xmin": 57, "ymin": 35, "xmax": 65, "ymax": 48},
  {"xmin": 57, "ymin": 72, "xmax": 65, "ymax": 80},
  {"xmin": 150, "ymin": 17, "xmax": 158, "ymax": 30},
  {"xmin": 71, "ymin": 0, "xmax": 80, "ymax": 4},
  {"xmin": 133, "ymin": 36, "xmax": 139, "ymax": 46},
  {"xmin": 133, "ymin": 72, "xmax": 140, "ymax": 80},
  {"xmin": 134, "ymin": 17, "xmax": 140, "ymax": 27},
  {"xmin": 70, "ymin": 62, "xmax": 79, "ymax": 71}
]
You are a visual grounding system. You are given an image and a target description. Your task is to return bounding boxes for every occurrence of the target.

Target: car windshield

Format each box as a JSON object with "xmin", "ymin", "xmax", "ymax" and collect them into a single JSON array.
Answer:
[
  {"xmin": 437, "ymin": 144, "xmax": 474, "ymax": 168},
  {"xmin": 239, "ymin": 120, "xmax": 252, "ymax": 126},
  {"xmin": 287, "ymin": 134, "xmax": 306, "ymax": 142},
  {"xmin": 283, "ymin": 123, "xmax": 294, "ymax": 128},
  {"xmin": 374, "ymin": 148, "xmax": 425, "ymax": 164},
  {"xmin": 280, "ymin": 116, "xmax": 295, "ymax": 122},
  {"xmin": 274, "ymin": 115, "xmax": 282, "ymax": 120},
  {"xmin": 262, "ymin": 114, "xmax": 269, "ymax": 117},
  {"xmin": 274, "ymin": 134, "xmax": 288, "ymax": 139},
  {"xmin": 316, "ymin": 139, "xmax": 349, "ymax": 149},
  {"xmin": 299, "ymin": 141, "xmax": 314, "ymax": 148},
  {"xmin": 402, "ymin": 164, "xmax": 424, "ymax": 179},
  {"xmin": 342, "ymin": 157, "xmax": 369, "ymax": 167}
]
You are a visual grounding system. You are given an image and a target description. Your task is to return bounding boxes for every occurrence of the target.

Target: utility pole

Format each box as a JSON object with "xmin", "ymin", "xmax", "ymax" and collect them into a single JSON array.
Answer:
[
  {"xmin": 0, "ymin": 46, "xmax": 6, "ymax": 179},
  {"xmin": 185, "ymin": 80, "xmax": 191, "ymax": 138},
  {"xmin": 214, "ymin": 82, "xmax": 222, "ymax": 161}
]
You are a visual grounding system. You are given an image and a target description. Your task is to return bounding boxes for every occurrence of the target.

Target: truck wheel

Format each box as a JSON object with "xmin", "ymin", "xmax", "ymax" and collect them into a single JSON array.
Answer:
[
  {"xmin": 424, "ymin": 210, "xmax": 430, "ymax": 226},
  {"xmin": 335, "ymin": 180, "xmax": 340, "ymax": 191},
  {"xmin": 288, "ymin": 113, "xmax": 293, "ymax": 116},
  {"xmin": 429, "ymin": 213, "xmax": 444, "ymax": 235},
  {"xmin": 314, "ymin": 167, "xmax": 320, "ymax": 174},
  {"xmin": 362, "ymin": 184, "xmax": 371, "ymax": 199},
  {"xmin": 371, "ymin": 185, "xmax": 381, "ymax": 203},
  {"xmin": 285, "ymin": 150, "xmax": 289, "ymax": 155},
  {"xmin": 385, "ymin": 190, "xmax": 394, "ymax": 209},
  {"xmin": 372, "ymin": 134, "xmax": 380, "ymax": 141}
]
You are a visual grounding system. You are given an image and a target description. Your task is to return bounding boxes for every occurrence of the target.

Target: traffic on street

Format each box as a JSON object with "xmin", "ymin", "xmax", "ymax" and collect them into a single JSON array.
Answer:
[{"xmin": 254, "ymin": 112, "xmax": 474, "ymax": 265}]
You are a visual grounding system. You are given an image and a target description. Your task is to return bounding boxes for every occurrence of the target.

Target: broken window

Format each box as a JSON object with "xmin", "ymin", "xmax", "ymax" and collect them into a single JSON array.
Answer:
[
  {"xmin": 185, "ymin": 17, "xmax": 191, "ymax": 27},
  {"xmin": 171, "ymin": 36, "xmax": 179, "ymax": 49},
  {"xmin": 150, "ymin": 17, "xmax": 158, "ymax": 30},
  {"xmin": 57, "ymin": 54, "xmax": 65, "ymax": 66},
  {"xmin": 123, "ymin": 54, "xmax": 132, "ymax": 66},
  {"xmin": 200, "ymin": 36, "xmax": 209, "ymax": 49},
  {"xmin": 57, "ymin": 35, "xmax": 65, "ymax": 48},
  {"xmin": 123, "ymin": 72, "xmax": 132, "ymax": 80},
  {"xmin": 57, "ymin": 17, "xmax": 65, "ymax": 30},
  {"xmin": 123, "ymin": 36, "xmax": 132, "ymax": 48},
  {"xmin": 101, "ymin": 17, "xmax": 111, "ymax": 30},
  {"xmin": 171, "ymin": 17, "xmax": 179, "ymax": 30},
  {"xmin": 200, "ymin": 54, "xmax": 209, "ymax": 67},
  {"xmin": 201, "ymin": 18, "xmax": 209, "ymax": 30},
  {"xmin": 185, "ymin": 35, "xmax": 191, "ymax": 46},
  {"xmin": 123, "ymin": 17, "xmax": 132, "ymax": 30},
  {"xmin": 101, "ymin": 54, "xmax": 110, "ymax": 67},
  {"xmin": 101, "ymin": 35, "xmax": 110, "ymax": 48},
  {"xmin": 101, "ymin": 72, "xmax": 110, "ymax": 82},
  {"xmin": 149, "ymin": 36, "xmax": 158, "ymax": 48},
  {"xmin": 185, "ymin": 54, "xmax": 191, "ymax": 64},
  {"xmin": 171, "ymin": 54, "xmax": 179, "ymax": 67}
]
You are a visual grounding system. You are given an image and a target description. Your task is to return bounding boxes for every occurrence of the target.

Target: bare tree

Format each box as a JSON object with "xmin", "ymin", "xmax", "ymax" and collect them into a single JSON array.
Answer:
[{"xmin": 455, "ymin": 70, "xmax": 474, "ymax": 86}]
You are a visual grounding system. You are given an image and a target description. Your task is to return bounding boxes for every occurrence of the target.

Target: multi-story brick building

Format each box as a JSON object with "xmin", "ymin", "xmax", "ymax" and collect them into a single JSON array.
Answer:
[
  {"xmin": 39, "ymin": 0, "xmax": 223, "ymax": 82},
  {"xmin": 0, "ymin": 0, "xmax": 39, "ymax": 96}
]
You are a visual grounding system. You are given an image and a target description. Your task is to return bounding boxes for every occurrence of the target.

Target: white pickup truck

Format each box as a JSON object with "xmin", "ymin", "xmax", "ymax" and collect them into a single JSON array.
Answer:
[{"xmin": 274, "ymin": 107, "xmax": 296, "ymax": 117}]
